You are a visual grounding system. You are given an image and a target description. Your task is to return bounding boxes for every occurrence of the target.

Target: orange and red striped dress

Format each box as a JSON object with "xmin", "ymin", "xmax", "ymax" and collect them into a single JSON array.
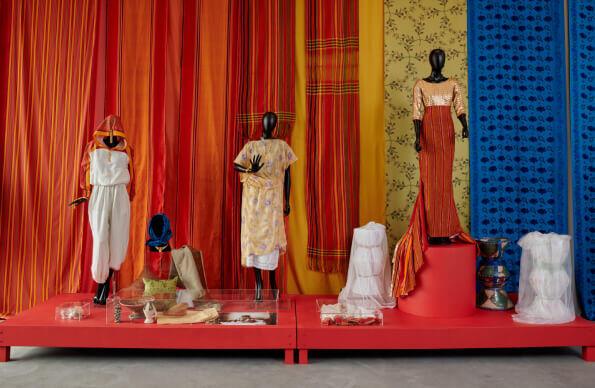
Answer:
[{"xmin": 392, "ymin": 79, "xmax": 475, "ymax": 298}]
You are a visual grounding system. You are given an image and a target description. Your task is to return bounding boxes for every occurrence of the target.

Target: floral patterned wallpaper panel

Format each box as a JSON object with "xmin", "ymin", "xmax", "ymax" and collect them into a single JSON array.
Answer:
[{"xmin": 384, "ymin": 0, "xmax": 469, "ymax": 247}]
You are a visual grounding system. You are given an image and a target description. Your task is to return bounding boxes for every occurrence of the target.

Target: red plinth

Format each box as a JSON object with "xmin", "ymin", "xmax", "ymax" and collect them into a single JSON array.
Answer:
[
  {"xmin": 0, "ymin": 293, "xmax": 296, "ymax": 363},
  {"xmin": 398, "ymin": 243, "xmax": 476, "ymax": 318},
  {"xmin": 0, "ymin": 346, "xmax": 9, "ymax": 362},
  {"xmin": 295, "ymin": 295, "xmax": 595, "ymax": 364}
]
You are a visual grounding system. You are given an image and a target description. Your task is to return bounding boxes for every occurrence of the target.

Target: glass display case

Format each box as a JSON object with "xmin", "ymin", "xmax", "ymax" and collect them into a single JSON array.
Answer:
[
  {"xmin": 316, "ymin": 298, "xmax": 383, "ymax": 326},
  {"xmin": 55, "ymin": 301, "xmax": 92, "ymax": 321},
  {"xmin": 107, "ymin": 289, "xmax": 287, "ymax": 325}
]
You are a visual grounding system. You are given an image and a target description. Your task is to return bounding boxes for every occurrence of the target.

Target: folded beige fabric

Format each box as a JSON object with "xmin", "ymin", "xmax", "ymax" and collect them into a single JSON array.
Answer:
[
  {"xmin": 156, "ymin": 308, "xmax": 219, "ymax": 325},
  {"xmin": 170, "ymin": 245, "xmax": 206, "ymax": 299}
]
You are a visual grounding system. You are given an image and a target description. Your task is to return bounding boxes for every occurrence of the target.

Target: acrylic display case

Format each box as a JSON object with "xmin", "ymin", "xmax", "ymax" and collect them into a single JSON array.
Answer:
[
  {"xmin": 316, "ymin": 298, "xmax": 383, "ymax": 326},
  {"xmin": 54, "ymin": 301, "xmax": 91, "ymax": 321},
  {"xmin": 106, "ymin": 289, "xmax": 287, "ymax": 325}
]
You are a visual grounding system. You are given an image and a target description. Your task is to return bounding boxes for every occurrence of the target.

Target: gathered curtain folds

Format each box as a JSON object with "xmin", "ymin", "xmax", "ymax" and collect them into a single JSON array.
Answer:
[
  {"xmin": 0, "ymin": 0, "xmax": 103, "ymax": 314},
  {"xmin": 305, "ymin": 0, "xmax": 360, "ymax": 274},
  {"xmin": 569, "ymin": 0, "xmax": 595, "ymax": 321},
  {"xmin": 0, "ymin": 0, "xmax": 384, "ymax": 314},
  {"xmin": 232, "ymin": 0, "xmax": 296, "ymax": 141},
  {"xmin": 223, "ymin": 0, "xmax": 296, "ymax": 289},
  {"xmin": 468, "ymin": 0, "xmax": 569, "ymax": 291}
]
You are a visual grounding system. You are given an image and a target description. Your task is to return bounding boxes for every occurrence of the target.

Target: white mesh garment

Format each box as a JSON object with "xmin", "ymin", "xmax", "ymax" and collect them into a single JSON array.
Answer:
[
  {"xmin": 338, "ymin": 222, "xmax": 396, "ymax": 311},
  {"xmin": 513, "ymin": 232, "xmax": 575, "ymax": 324}
]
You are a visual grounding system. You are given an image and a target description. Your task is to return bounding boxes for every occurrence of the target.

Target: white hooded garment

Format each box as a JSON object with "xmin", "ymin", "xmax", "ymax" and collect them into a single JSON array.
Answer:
[{"xmin": 81, "ymin": 115, "xmax": 133, "ymax": 283}]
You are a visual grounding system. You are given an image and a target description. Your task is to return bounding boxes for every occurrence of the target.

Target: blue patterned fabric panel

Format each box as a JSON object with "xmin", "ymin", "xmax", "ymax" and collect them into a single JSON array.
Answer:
[
  {"xmin": 569, "ymin": 0, "xmax": 595, "ymax": 320},
  {"xmin": 468, "ymin": 0, "xmax": 568, "ymax": 291}
]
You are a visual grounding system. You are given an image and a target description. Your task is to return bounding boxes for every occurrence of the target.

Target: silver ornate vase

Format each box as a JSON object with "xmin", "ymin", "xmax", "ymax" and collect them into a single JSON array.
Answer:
[{"xmin": 477, "ymin": 237, "xmax": 514, "ymax": 310}]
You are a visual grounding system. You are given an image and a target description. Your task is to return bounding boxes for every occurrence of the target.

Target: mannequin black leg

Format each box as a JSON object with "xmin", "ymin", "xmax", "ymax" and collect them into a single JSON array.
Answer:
[
  {"xmin": 93, "ymin": 282, "xmax": 104, "ymax": 305},
  {"xmin": 429, "ymin": 236, "xmax": 451, "ymax": 245},
  {"xmin": 269, "ymin": 270, "xmax": 277, "ymax": 291},
  {"xmin": 97, "ymin": 269, "xmax": 114, "ymax": 305},
  {"xmin": 254, "ymin": 268, "xmax": 263, "ymax": 301}
]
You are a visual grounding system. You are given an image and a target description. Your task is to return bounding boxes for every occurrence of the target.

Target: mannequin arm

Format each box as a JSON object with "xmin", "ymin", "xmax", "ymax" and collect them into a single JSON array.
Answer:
[
  {"xmin": 284, "ymin": 167, "xmax": 291, "ymax": 216},
  {"xmin": 127, "ymin": 144, "xmax": 135, "ymax": 201},
  {"xmin": 413, "ymin": 120, "xmax": 422, "ymax": 152},
  {"xmin": 457, "ymin": 114, "xmax": 469, "ymax": 139},
  {"xmin": 233, "ymin": 155, "xmax": 263, "ymax": 174},
  {"xmin": 68, "ymin": 197, "xmax": 88, "ymax": 207}
]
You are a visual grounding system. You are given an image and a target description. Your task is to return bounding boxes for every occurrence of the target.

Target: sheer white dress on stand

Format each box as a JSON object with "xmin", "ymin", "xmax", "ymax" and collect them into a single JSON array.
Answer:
[
  {"xmin": 513, "ymin": 232, "xmax": 576, "ymax": 324},
  {"xmin": 337, "ymin": 222, "xmax": 396, "ymax": 312}
]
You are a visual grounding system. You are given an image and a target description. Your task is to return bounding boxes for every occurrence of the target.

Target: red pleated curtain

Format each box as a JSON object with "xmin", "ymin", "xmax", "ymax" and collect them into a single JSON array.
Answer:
[
  {"xmin": 305, "ymin": 0, "xmax": 360, "ymax": 273},
  {"xmin": 0, "ymin": 0, "xmax": 103, "ymax": 315},
  {"xmin": 0, "ymin": 0, "xmax": 295, "ymax": 315}
]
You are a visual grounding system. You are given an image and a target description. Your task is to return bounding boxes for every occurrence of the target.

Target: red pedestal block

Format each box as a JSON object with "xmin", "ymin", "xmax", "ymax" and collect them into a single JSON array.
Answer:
[
  {"xmin": 398, "ymin": 243, "xmax": 476, "ymax": 318},
  {"xmin": 0, "ymin": 346, "xmax": 10, "ymax": 362}
]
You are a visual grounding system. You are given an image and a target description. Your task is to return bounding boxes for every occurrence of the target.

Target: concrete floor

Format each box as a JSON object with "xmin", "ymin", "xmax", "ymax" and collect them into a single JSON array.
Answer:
[{"xmin": 0, "ymin": 347, "xmax": 593, "ymax": 388}]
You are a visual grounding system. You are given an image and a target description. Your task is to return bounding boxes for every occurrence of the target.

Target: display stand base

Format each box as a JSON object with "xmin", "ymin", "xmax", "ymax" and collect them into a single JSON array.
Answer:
[
  {"xmin": 295, "ymin": 296, "xmax": 595, "ymax": 364},
  {"xmin": 398, "ymin": 243, "xmax": 476, "ymax": 318},
  {"xmin": 2, "ymin": 294, "xmax": 594, "ymax": 364},
  {"xmin": 0, "ymin": 293, "xmax": 296, "ymax": 364},
  {"xmin": 0, "ymin": 346, "xmax": 9, "ymax": 362}
]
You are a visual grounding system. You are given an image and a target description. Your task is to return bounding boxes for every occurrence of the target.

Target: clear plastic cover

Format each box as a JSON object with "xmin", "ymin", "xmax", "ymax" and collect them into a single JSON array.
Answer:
[
  {"xmin": 338, "ymin": 222, "xmax": 396, "ymax": 311},
  {"xmin": 513, "ymin": 232, "xmax": 576, "ymax": 324},
  {"xmin": 55, "ymin": 301, "xmax": 91, "ymax": 321},
  {"xmin": 317, "ymin": 298, "xmax": 383, "ymax": 326},
  {"xmin": 107, "ymin": 289, "xmax": 282, "ymax": 325}
]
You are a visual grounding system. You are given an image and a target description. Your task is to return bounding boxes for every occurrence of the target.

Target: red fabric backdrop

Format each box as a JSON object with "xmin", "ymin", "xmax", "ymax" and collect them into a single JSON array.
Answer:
[
  {"xmin": 0, "ymin": 0, "xmax": 295, "ymax": 315},
  {"xmin": 305, "ymin": 0, "xmax": 360, "ymax": 273}
]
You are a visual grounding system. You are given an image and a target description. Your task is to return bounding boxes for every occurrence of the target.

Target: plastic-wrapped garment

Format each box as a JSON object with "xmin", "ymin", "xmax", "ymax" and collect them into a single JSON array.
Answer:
[
  {"xmin": 338, "ymin": 222, "xmax": 396, "ymax": 311},
  {"xmin": 513, "ymin": 232, "xmax": 575, "ymax": 324}
]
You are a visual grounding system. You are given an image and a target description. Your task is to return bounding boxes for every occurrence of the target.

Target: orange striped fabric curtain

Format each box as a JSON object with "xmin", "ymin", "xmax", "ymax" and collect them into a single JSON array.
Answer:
[
  {"xmin": 0, "ymin": 0, "xmax": 103, "ymax": 315},
  {"xmin": 305, "ymin": 0, "xmax": 360, "ymax": 273},
  {"xmin": 231, "ymin": 0, "xmax": 296, "ymax": 141},
  {"xmin": 224, "ymin": 0, "xmax": 296, "ymax": 288}
]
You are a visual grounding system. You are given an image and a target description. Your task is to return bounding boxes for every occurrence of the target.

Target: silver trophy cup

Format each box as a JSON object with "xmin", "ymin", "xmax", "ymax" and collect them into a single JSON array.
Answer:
[{"xmin": 477, "ymin": 237, "xmax": 514, "ymax": 310}]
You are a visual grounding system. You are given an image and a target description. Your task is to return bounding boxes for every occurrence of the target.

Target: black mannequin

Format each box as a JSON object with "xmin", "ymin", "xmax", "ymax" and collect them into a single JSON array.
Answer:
[
  {"xmin": 147, "ymin": 216, "xmax": 171, "ymax": 252},
  {"xmin": 69, "ymin": 133, "xmax": 121, "ymax": 305},
  {"xmin": 414, "ymin": 49, "xmax": 469, "ymax": 245},
  {"xmin": 103, "ymin": 134, "xmax": 120, "ymax": 149},
  {"xmin": 233, "ymin": 112, "xmax": 291, "ymax": 300}
]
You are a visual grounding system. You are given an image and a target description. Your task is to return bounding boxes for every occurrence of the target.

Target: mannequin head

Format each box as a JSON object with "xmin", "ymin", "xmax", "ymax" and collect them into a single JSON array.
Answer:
[
  {"xmin": 262, "ymin": 112, "xmax": 277, "ymax": 139},
  {"xmin": 429, "ymin": 49, "xmax": 445, "ymax": 72},
  {"xmin": 103, "ymin": 136, "xmax": 120, "ymax": 148},
  {"xmin": 146, "ymin": 213, "xmax": 172, "ymax": 252},
  {"xmin": 101, "ymin": 115, "xmax": 123, "ymax": 148}
]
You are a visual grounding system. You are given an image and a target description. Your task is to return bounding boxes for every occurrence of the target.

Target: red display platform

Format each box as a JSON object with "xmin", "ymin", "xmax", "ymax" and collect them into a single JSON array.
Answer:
[
  {"xmin": 0, "ymin": 293, "xmax": 297, "ymax": 364},
  {"xmin": 295, "ymin": 296, "xmax": 595, "ymax": 364},
  {"xmin": 2, "ymin": 294, "xmax": 594, "ymax": 364},
  {"xmin": 399, "ymin": 243, "xmax": 476, "ymax": 318}
]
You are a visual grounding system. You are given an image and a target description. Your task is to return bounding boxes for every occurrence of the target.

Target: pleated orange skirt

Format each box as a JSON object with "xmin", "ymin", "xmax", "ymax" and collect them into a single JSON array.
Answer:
[{"xmin": 420, "ymin": 106, "xmax": 460, "ymax": 237}]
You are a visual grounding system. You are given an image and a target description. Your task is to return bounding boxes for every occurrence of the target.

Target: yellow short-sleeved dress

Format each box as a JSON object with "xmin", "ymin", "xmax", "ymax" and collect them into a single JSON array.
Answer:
[{"xmin": 234, "ymin": 139, "xmax": 297, "ymax": 270}]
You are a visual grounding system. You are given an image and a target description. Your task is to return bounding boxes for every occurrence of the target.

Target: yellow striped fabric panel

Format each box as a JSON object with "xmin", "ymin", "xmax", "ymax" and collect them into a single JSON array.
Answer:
[
  {"xmin": 358, "ymin": 0, "xmax": 385, "ymax": 226},
  {"xmin": 287, "ymin": 0, "xmax": 385, "ymax": 294}
]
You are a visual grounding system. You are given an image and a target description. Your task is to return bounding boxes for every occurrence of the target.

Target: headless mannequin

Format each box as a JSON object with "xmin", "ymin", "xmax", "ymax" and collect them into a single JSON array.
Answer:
[
  {"xmin": 233, "ymin": 112, "xmax": 291, "ymax": 300},
  {"xmin": 414, "ymin": 49, "xmax": 469, "ymax": 245},
  {"xmin": 69, "ymin": 133, "xmax": 121, "ymax": 305}
]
